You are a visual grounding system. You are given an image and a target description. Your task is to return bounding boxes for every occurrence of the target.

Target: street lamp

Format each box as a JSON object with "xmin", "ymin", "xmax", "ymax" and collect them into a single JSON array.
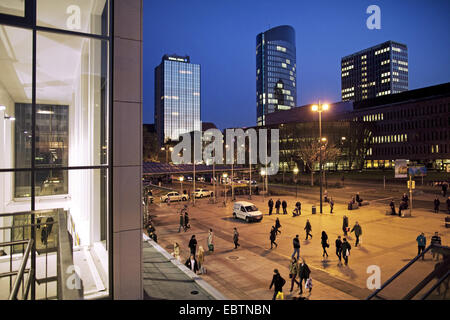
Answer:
[
  {"xmin": 293, "ymin": 167, "xmax": 299, "ymax": 198},
  {"xmin": 312, "ymin": 102, "xmax": 329, "ymax": 214},
  {"xmin": 179, "ymin": 176, "xmax": 184, "ymax": 195},
  {"xmin": 222, "ymin": 172, "xmax": 228, "ymax": 204},
  {"xmin": 260, "ymin": 168, "xmax": 266, "ymax": 200},
  {"xmin": 161, "ymin": 146, "xmax": 173, "ymax": 163}
]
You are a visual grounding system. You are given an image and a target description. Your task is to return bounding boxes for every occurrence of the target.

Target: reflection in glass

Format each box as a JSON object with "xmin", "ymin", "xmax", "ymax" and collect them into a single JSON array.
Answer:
[{"xmin": 0, "ymin": 0, "xmax": 25, "ymax": 17}]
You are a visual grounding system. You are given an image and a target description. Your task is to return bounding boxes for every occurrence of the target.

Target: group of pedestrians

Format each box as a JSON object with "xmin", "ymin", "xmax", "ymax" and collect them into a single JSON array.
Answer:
[
  {"xmin": 271, "ymin": 258, "xmax": 312, "ymax": 300},
  {"xmin": 184, "ymin": 230, "xmax": 216, "ymax": 274},
  {"xmin": 268, "ymin": 198, "xmax": 290, "ymax": 215},
  {"xmin": 416, "ymin": 231, "xmax": 443, "ymax": 260},
  {"xmin": 389, "ymin": 193, "xmax": 409, "ymax": 216},
  {"xmin": 433, "ymin": 195, "xmax": 450, "ymax": 214}
]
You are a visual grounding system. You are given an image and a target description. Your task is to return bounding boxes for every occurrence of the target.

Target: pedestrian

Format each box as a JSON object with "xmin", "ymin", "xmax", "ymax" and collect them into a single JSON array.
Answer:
[
  {"xmin": 416, "ymin": 232, "xmax": 426, "ymax": 260},
  {"xmin": 207, "ymin": 228, "xmax": 214, "ymax": 252},
  {"xmin": 275, "ymin": 217, "xmax": 281, "ymax": 234},
  {"xmin": 402, "ymin": 193, "xmax": 409, "ymax": 208},
  {"xmin": 399, "ymin": 200, "xmax": 407, "ymax": 216},
  {"xmin": 355, "ymin": 192, "xmax": 363, "ymax": 206},
  {"xmin": 269, "ymin": 269, "xmax": 286, "ymax": 300},
  {"xmin": 268, "ymin": 198, "xmax": 274, "ymax": 215},
  {"xmin": 270, "ymin": 226, "xmax": 278, "ymax": 249},
  {"xmin": 350, "ymin": 221, "xmax": 362, "ymax": 247},
  {"xmin": 447, "ymin": 196, "xmax": 450, "ymax": 214},
  {"xmin": 295, "ymin": 201, "xmax": 301, "ymax": 215},
  {"xmin": 304, "ymin": 219, "xmax": 312, "ymax": 240},
  {"xmin": 275, "ymin": 199, "xmax": 281, "ymax": 214},
  {"xmin": 185, "ymin": 254, "xmax": 199, "ymax": 274},
  {"xmin": 324, "ymin": 190, "xmax": 329, "ymax": 203},
  {"xmin": 173, "ymin": 242, "xmax": 180, "ymax": 261},
  {"xmin": 197, "ymin": 246, "xmax": 205, "ymax": 274},
  {"xmin": 178, "ymin": 212, "xmax": 184, "ymax": 233},
  {"xmin": 434, "ymin": 196, "xmax": 440, "ymax": 214},
  {"xmin": 288, "ymin": 257, "xmax": 300, "ymax": 292},
  {"xmin": 184, "ymin": 212, "xmax": 190, "ymax": 231},
  {"xmin": 321, "ymin": 231, "xmax": 329, "ymax": 258},
  {"xmin": 442, "ymin": 182, "xmax": 448, "ymax": 197},
  {"xmin": 292, "ymin": 234, "xmax": 300, "ymax": 260},
  {"xmin": 298, "ymin": 259, "xmax": 311, "ymax": 295},
  {"xmin": 233, "ymin": 227, "xmax": 240, "ymax": 249},
  {"xmin": 188, "ymin": 235, "xmax": 197, "ymax": 255},
  {"xmin": 431, "ymin": 232, "xmax": 442, "ymax": 260},
  {"xmin": 329, "ymin": 197, "xmax": 334, "ymax": 214},
  {"xmin": 342, "ymin": 215, "xmax": 349, "ymax": 236},
  {"xmin": 389, "ymin": 199, "xmax": 396, "ymax": 215},
  {"xmin": 335, "ymin": 235, "xmax": 343, "ymax": 264},
  {"xmin": 282, "ymin": 200, "xmax": 288, "ymax": 215},
  {"xmin": 150, "ymin": 231, "xmax": 158, "ymax": 243},
  {"xmin": 341, "ymin": 238, "xmax": 351, "ymax": 265}
]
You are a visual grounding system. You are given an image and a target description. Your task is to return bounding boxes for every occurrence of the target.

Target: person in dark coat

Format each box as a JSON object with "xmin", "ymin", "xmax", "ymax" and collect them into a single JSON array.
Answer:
[
  {"xmin": 341, "ymin": 238, "xmax": 351, "ymax": 265},
  {"xmin": 434, "ymin": 197, "xmax": 440, "ymax": 213},
  {"xmin": 447, "ymin": 196, "xmax": 450, "ymax": 214},
  {"xmin": 402, "ymin": 193, "xmax": 409, "ymax": 208},
  {"xmin": 270, "ymin": 226, "xmax": 278, "ymax": 249},
  {"xmin": 150, "ymin": 231, "xmax": 158, "ymax": 243},
  {"xmin": 269, "ymin": 269, "xmax": 285, "ymax": 300},
  {"xmin": 350, "ymin": 222, "xmax": 362, "ymax": 247},
  {"xmin": 188, "ymin": 235, "xmax": 197, "ymax": 255},
  {"xmin": 335, "ymin": 235, "xmax": 343, "ymax": 263},
  {"xmin": 275, "ymin": 199, "xmax": 281, "ymax": 214},
  {"xmin": 321, "ymin": 231, "xmax": 329, "ymax": 258},
  {"xmin": 355, "ymin": 192, "xmax": 363, "ymax": 206},
  {"xmin": 268, "ymin": 198, "xmax": 274, "ymax": 215},
  {"xmin": 178, "ymin": 212, "xmax": 184, "ymax": 233},
  {"xmin": 292, "ymin": 235, "xmax": 300, "ymax": 260},
  {"xmin": 282, "ymin": 200, "xmax": 288, "ymax": 215},
  {"xmin": 233, "ymin": 227, "xmax": 240, "ymax": 249},
  {"xmin": 295, "ymin": 201, "xmax": 301, "ymax": 215},
  {"xmin": 184, "ymin": 212, "xmax": 190, "ymax": 231},
  {"xmin": 442, "ymin": 182, "xmax": 448, "ymax": 197},
  {"xmin": 185, "ymin": 254, "xmax": 199, "ymax": 273},
  {"xmin": 431, "ymin": 232, "xmax": 442, "ymax": 260},
  {"xmin": 389, "ymin": 199, "xmax": 396, "ymax": 215},
  {"xmin": 342, "ymin": 215, "xmax": 349, "ymax": 236},
  {"xmin": 329, "ymin": 197, "xmax": 334, "ymax": 214},
  {"xmin": 304, "ymin": 219, "xmax": 312, "ymax": 240},
  {"xmin": 297, "ymin": 260, "xmax": 311, "ymax": 294},
  {"xmin": 399, "ymin": 200, "xmax": 407, "ymax": 216},
  {"xmin": 274, "ymin": 217, "xmax": 281, "ymax": 234}
]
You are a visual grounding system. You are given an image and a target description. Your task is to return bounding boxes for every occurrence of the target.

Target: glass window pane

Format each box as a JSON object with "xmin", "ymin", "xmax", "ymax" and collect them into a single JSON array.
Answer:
[
  {"xmin": 0, "ymin": 25, "xmax": 32, "ymax": 170},
  {"xmin": 36, "ymin": 31, "xmax": 109, "ymax": 167},
  {"xmin": 0, "ymin": 0, "xmax": 25, "ymax": 17},
  {"xmin": 37, "ymin": 0, "xmax": 109, "ymax": 36}
]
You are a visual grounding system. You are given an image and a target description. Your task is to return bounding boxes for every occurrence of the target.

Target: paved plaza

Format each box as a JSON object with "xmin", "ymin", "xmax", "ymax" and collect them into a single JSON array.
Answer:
[{"xmin": 147, "ymin": 182, "xmax": 449, "ymax": 300}]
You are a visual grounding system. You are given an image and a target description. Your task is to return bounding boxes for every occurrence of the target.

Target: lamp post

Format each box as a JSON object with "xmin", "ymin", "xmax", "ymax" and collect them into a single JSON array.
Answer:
[
  {"xmin": 223, "ymin": 172, "xmax": 228, "ymax": 204},
  {"xmin": 179, "ymin": 176, "xmax": 184, "ymax": 194},
  {"xmin": 293, "ymin": 167, "xmax": 299, "ymax": 198},
  {"xmin": 312, "ymin": 102, "xmax": 329, "ymax": 214},
  {"xmin": 260, "ymin": 168, "xmax": 266, "ymax": 200},
  {"xmin": 161, "ymin": 146, "xmax": 173, "ymax": 163}
]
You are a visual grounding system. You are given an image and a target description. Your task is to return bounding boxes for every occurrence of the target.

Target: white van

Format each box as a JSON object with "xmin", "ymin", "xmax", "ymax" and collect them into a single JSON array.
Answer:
[{"xmin": 232, "ymin": 201, "xmax": 263, "ymax": 222}]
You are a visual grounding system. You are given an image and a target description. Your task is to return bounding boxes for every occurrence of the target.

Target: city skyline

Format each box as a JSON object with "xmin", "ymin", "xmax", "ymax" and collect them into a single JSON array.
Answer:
[{"xmin": 143, "ymin": 0, "xmax": 450, "ymax": 130}]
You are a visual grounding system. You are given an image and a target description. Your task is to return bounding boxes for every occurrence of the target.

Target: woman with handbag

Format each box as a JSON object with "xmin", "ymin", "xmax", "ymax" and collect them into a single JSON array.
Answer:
[
  {"xmin": 321, "ymin": 231, "xmax": 329, "ymax": 258},
  {"xmin": 288, "ymin": 257, "xmax": 300, "ymax": 292}
]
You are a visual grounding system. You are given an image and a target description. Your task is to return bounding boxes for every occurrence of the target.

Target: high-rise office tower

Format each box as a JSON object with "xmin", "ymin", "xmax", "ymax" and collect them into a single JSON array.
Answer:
[
  {"xmin": 256, "ymin": 25, "xmax": 297, "ymax": 126},
  {"xmin": 341, "ymin": 41, "xmax": 408, "ymax": 102},
  {"xmin": 155, "ymin": 55, "xmax": 201, "ymax": 146}
]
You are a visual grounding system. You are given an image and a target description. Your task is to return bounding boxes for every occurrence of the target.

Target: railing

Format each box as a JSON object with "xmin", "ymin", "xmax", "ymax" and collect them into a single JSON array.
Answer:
[{"xmin": 8, "ymin": 239, "xmax": 33, "ymax": 300}]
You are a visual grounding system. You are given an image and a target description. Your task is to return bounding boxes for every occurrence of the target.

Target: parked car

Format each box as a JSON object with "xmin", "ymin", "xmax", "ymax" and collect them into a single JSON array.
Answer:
[
  {"xmin": 160, "ymin": 191, "xmax": 189, "ymax": 202},
  {"xmin": 237, "ymin": 179, "xmax": 257, "ymax": 185},
  {"xmin": 232, "ymin": 201, "xmax": 263, "ymax": 222},
  {"xmin": 192, "ymin": 188, "xmax": 214, "ymax": 198}
]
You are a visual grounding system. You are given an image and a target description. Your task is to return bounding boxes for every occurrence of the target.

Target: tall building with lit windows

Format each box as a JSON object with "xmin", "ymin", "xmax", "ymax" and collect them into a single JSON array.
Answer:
[
  {"xmin": 256, "ymin": 25, "xmax": 297, "ymax": 126},
  {"xmin": 341, "ymin": 41, "xmax": 408, "ymax": 102},
  {"xmin": 155, "ymin": 55, "xmax": 201, "ymax": 146}
]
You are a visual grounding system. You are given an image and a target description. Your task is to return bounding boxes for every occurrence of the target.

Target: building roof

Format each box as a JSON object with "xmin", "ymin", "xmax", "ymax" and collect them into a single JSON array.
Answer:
[{"xmin": 341, "ymin": 40, "xmax": 407, "ymax": 60}]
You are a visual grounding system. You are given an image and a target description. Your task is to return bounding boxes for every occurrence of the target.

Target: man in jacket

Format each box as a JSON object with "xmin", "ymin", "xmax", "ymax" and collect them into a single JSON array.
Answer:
[
  {"xmin": 304, "ymin": 220, "xmax": 312, "ymax": 240},
  {"xmin": 350, "ymin": 221, "xmax": 362, "ymax": 247},
  {"xmin": 434, "ymin": 197, "xmax": 440, "ymax": 214},
  {"xmin": 329, "ymin": 197, "xmax": 334, "ymax": 214},
  {"xmin": 233, "ymin": 227, "xmax": 240, "ymax": 249},
  {"xmin": 185, "ymin": 254, "xmax": 199, "ymax": 274},
  {"xmin": 389, "ymin": 199, "xmax": 396, "ymax": 215},
  {"xmin": 282, "ymin": 200, "xmax": 288, "ymax": 215},
  {"xmin": 269, "ymin": 269, "xmax": 285, "ymax": 300},
  {"xmin": 295, "ymin": 201, "xmax": 301, "ymax": 215},
  {"xmin": 188, "ymin": 235, "xmax": 197, "ymax": 255},
  {"xmin": 275, "ymin": 199, "xmax": 281, "ymax": 214},
  {"xmin": 342, "ymin": 215, "xmax": 349, "ymax": 236},
  {"xmin": 416, "ymin": 232, "xmax": 426, "ymax": 260},
  {"xmin": 297, "ymin": 260, "xmax": 311, "ymax": 294},
  {"xmin": 292, "ymin": 235, "xmax": 300, "ymax": 260},
  {"xmin": 341, "ymin": 238, "xmax": 351, "ymax": 265},
  {"xmin": 289, "ymin": 258, "xmax": 299, "ymax": 292},
  {"xmin": 268, "ymin": 198, "xmax": 274, "ymax": 215},
  {"xmin": 431, "ymin": 232, "xmax": 442, "ymax": 260},
  {"xmin": 184, "ymin": 212, "xmax": 190, "ymax": 231},
  {"xmin": 274, "ymin": 217, "xmax": 282, "ymax": 234},
  {"xmin": 178, "ymin": 212, "xmax": 184, "ymax": 233},
  {"xmin": 335, "ymin": 235, "xmax": 343, "ymax": 263},
  {"xmin": 270, "ymin": 226, "xmax": 278, "ymax": 249}
]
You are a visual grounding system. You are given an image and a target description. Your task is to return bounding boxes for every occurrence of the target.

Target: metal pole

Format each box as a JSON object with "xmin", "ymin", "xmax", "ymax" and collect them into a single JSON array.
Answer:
[
  {"xmin": 213, "ymin": 162, "xmax": 216, "ymax": 203},
  {"xmin": 193, "ymin": 162, "xmax": 196, "ymax": 206},
  {"xmin": 319, "ymin": 109, "xmax": 323, "ymax": 214},
  {"xmin": 249, "ymin": 144, "xmax": 252, "ymax": 200},
  {"xmin": 232, "ymin": 163, "xmax": 234, "ymax": 201},
  {"xmin": 410, "ymin": 175, "xmax": 413, "ymax": 216}
]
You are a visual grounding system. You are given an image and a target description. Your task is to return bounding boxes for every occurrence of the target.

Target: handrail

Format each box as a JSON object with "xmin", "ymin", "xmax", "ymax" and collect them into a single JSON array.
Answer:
[
  {"xmin": 8, "ymin": 239, "xmax": 33, "ymax": 300},
  {"xmin": 420, "ymin": 270, "xmax": 450, "ymax": 300}
]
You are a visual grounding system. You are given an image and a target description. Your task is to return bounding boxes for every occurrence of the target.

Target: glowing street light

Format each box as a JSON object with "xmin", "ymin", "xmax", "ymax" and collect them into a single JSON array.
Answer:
[{"xmin": 293, "ymin": 167, "xmax": 299, "ymax": 198}]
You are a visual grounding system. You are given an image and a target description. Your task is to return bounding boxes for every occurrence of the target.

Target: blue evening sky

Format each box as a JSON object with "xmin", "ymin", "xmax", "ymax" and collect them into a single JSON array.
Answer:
[{"xmin": 143, "ymin": 0, "xmax": 450, "ymax": 130}]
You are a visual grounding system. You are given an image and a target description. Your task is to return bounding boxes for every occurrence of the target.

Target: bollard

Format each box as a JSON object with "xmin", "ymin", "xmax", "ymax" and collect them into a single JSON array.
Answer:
[{"xmin": 312, "ymin": 205, "xmax": 316, "ymax": 214}]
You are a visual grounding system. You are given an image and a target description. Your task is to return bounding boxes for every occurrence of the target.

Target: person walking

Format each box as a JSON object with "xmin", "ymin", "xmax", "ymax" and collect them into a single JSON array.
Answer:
[
  {"xmin": 335, "ymin": 236, "xmax": 343, "ymax": 264},
  {"xmin": 207, "ymin": 228, "xmax": 214, "ymax": 252},
  {"xmin": 275, "ymin": 199, "xmax": 281, "ymax": 214},
  {"xmin": 342, "ymin": 215, "xmax": 349, "ymax": 236},
  {"xmin": 188, "ymin": 235, "xmax": 197, "ymax": 255},
  {"xmin": 270, "ymin": 226, "xmax": 278, "ymax": 249},
  {"xmin": 269, "ymin": 269, "xmax": 286, "ymax": 300},
  {"xmin": 356, "ymin": 192, "xmax": 363, "ymax": 206},
  {"xmin": 329, "ymin": 197, "xmax": 334, "ymax": 214},
  {"xmin": 197, "ymin": 246, "xmax": 205, "ymax": 274},
  {"xmin": 341, "ymin": 238, "xmax": 351, "ymax": 265},
  {"xmin": 321, "ymin": 231, "xmax": 329, "ymax": 258},
  {"xmin": 447, "ymin": 196, "xmax": 450, "ymax": 214},
  {"xmin": 282, "ymin": 200, "xmax": 288, "ymax": 215},
  {"xmin": 185, "ymin": 254, "xmax": 199, "ymax": 274},
  {"xmin": 184, "ymin": 212, "xmax": 190, "ymax": 231},
  {"xmin": 178, "ymin": 212, "xmax": 184, "ymax": 233},
  {"xmin": 288, "ymin": 257, "xmax": 300, "ymax": 292},
  {"xmin": 431, "ymin": 232, "xmax": 442, "ymax": 260},
  {"xmin": 233, "ymin": 227, "xmax": 240, "ymax": 249},
  {"xmin": 173, "ymin": 242, "xmax": 180, "ymax": 261},
  {"xmin": 304, "ymin": 219, "xmax": 312, "ymax": 240},
  {"xmin": 292, "ymin": 235, "xmax": 300, "ymax": 260},
  {"xmin": 274, "ymin": 217, "xmax": 282, "ymax": 234},
  {"xmin": 389, "ymin": 199, "xmax": 396, "ymax": 215},
  {"xmin": 442, "ymin": 182, "xmax": 448, "ymax": 197},
  {"xmin": 324, "ymin": 190, "xmax": 329, "ymax": 203},
  {"xmin": 298, "ymin": 259, "xmax": 311, "ymax": 295},
  {"xmin": 268, "ymin": 198, "xmax": 274, "ymax": 215},
  {"xmin": 295, "ymin": 201, "xmax": 301, "ymax": 215},
  {"xmin": 350, "ymin": 221, "xmax": 362, "ymax": 247},
  {"xmin": 434, "ymin": 196, "xmax": 440, "ymax": 214},
  {"xmin": 416, "ymin": 232, "xmax": 426, "ymax": 260}
]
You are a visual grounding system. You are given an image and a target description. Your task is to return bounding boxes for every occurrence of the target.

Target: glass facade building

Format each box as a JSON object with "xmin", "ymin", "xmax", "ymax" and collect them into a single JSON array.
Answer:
[
  {"xmin": 341, "ymin": 41, "xmax": 408, "ymax": 102},
  {"xmin": 155, "ymin": 55, "xmax": 201, "ymax": 146},
  {"xmin": 256, "ymin": 25, "xmax": 297, "ymax": 126}
]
